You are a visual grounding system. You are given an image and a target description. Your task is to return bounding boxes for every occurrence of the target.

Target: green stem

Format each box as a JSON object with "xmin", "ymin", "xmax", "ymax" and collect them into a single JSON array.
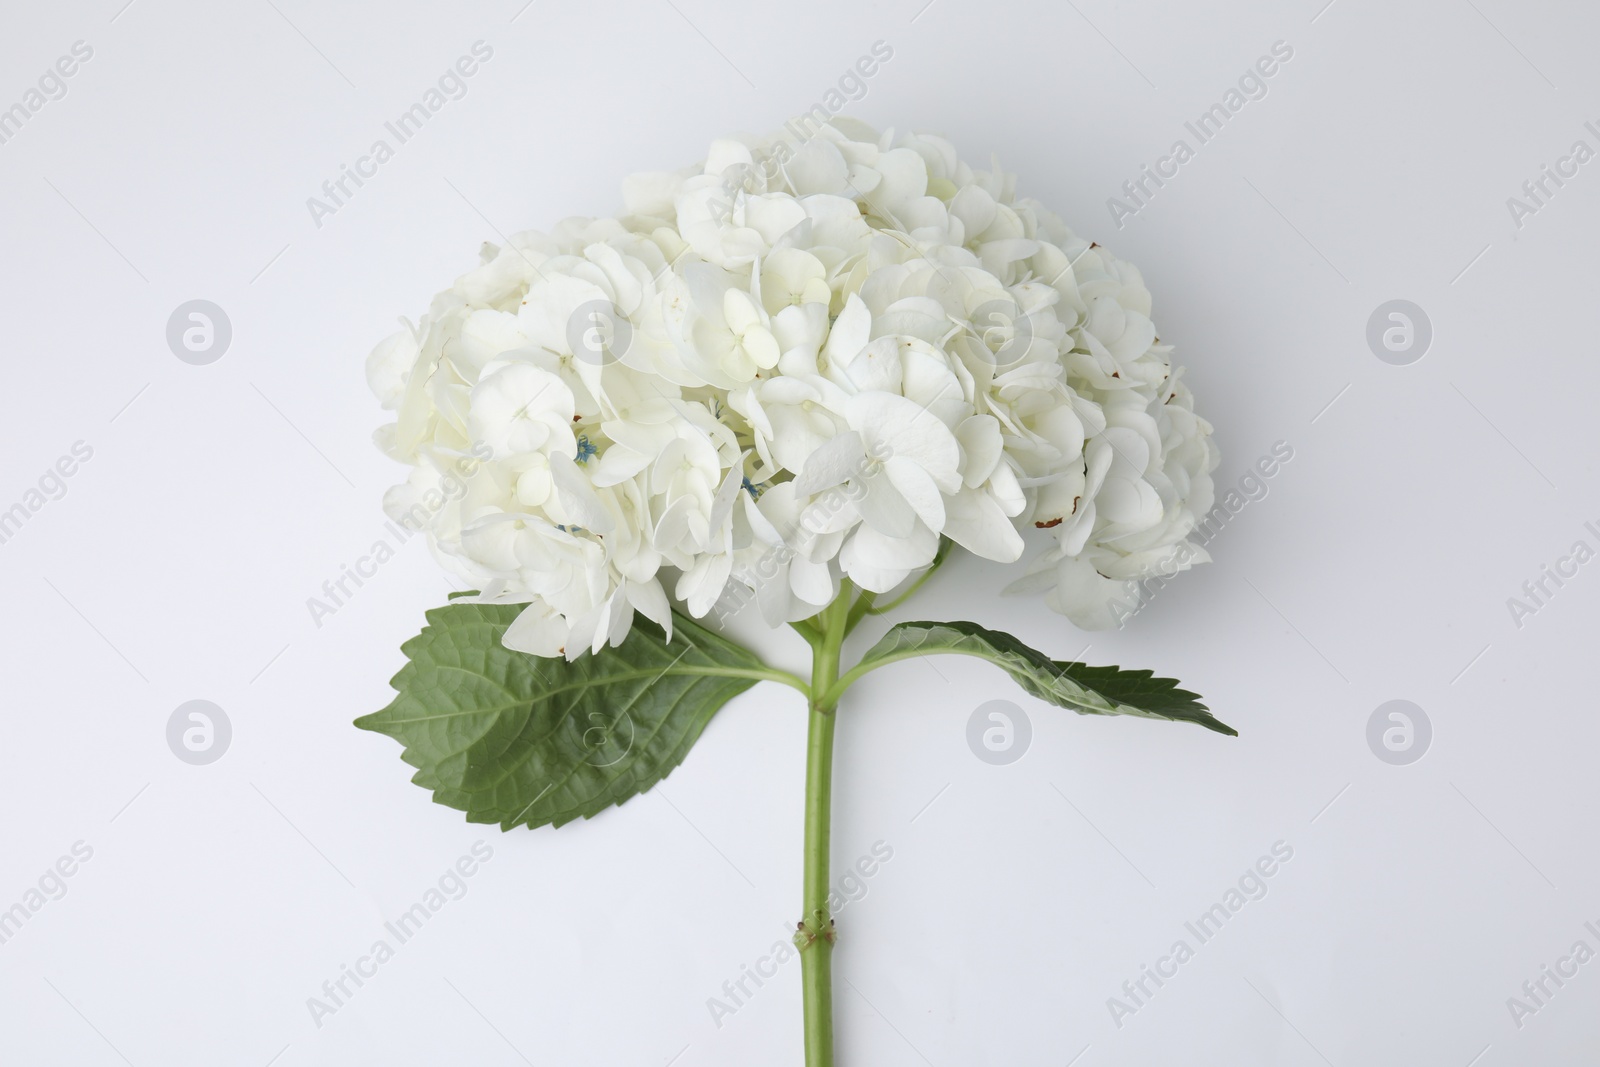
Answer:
[
  {"xmin": 800, "ymin": 584, "xmax": 851, "ymax": 1067},
  {"xmin": 790, "ymin": 618, "xmax": 823, "ymax": 646},
  {"xmin": 818, "ymin": 643, "xmax": 1001, "ymax": 707},
  {"xmin": 700, "ymin": 665, "xmax": 812, "ymax": 695},
  {"xmin": 842, "ymin": 588, "xmax": 877, "ymax": 636}
]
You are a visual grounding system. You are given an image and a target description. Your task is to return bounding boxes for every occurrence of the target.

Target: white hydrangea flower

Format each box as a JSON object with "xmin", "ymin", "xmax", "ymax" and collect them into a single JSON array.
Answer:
[{"xmin": 369, "ymin": 119, "xmax": 1219, "ymax": 657}]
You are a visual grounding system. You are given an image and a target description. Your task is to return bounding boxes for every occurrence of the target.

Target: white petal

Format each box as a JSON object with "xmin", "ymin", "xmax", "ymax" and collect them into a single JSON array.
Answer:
[
  {"xmin": 839, "ymin": 522, "xmax": 937, "ymax": 592},
  {"xmin": 944, "ymin": 488, "xmax": 1024, "ymax": 562},
  {"xmin": 882, "ymin": 458, "xmax": 946, "ymax": 533},
  {"xmin": 678, "ymin": 552, "xmax": 734, "ymax": 617},
  {"xmin": 548, "ymin": 452, "xmax": 615, "ymax": 533},
  {"xmin": 784, "ymin": 138, "xmax": 850, "ymax": 195},
  {"xmin": 956, "ymin": 414, "xmax": 1003, "ymax": 488},
  {"xmin": 367, "ymin": 328, "xmax": 419, "ymax": 410},
  {"xmin": 725, "ymin": 288, "xmax": 763, "ymax": 334},
  {"xmin": 823, "ymin": 294, "xmax": 871, "ymax": 368},
  {"xmin": 707, "ymin": 465, "xmax": 745, "ymax": 538},
  {"xmin": 1046, "ymin": 556, "xmax": 1136, "ymax": 631},
  {"xmin": 793, "ymin": 431, "xmax": 865, "ymax": 495},
  {"xmin": 1097, "ymin": 478, "xmax": 1162, "ymax": 527},
  {"xmin": 502, "ymin": 602, "xmax": 569, "ymax": 657},
  {"xmin": 789, "ymin": 556, "xmax": 836, "ymax": 606},
  {"xmin": 854, "ymin": 468, "xmax": 917, "ymax": 537},
  {"xmin": 755, "ymin": 562, "xmax": 794, "ymax": 628},
  {"xmin": 843, "ymin": 392, "xmax": 960, "ymax": 492},
  {"xmin": 744, "ymin": 327, "xmax": 781, "ymax": 370},
  {"xmin": 626, "ymin": 578, "xmax": 673, "ymax": 634}
]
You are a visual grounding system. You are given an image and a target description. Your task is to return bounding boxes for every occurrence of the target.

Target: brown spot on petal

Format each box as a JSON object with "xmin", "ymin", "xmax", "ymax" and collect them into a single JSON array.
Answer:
[
  {"xmin": 1090, "ymin": 242, "xmax": 1100, "ymax": 249},
  {"xmin": 1035, "ymin": 517, "xmax": 1063, "ymax": 528}
]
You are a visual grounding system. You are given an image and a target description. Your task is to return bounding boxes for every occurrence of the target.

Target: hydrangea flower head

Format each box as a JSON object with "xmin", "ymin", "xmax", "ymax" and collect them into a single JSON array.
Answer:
[{"xmin": 368, "ymin": 119, "xmax": 1219, "ymax": 657}]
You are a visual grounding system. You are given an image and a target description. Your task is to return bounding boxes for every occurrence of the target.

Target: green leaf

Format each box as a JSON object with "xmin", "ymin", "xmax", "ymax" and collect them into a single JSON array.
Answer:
[
  {"xmin": 356, "ymin": 602, "xmax": 786, "ymax": 829},
  {"xmin": 845, "ymin": 619, "xmax": 1235, "ymax": 736}
]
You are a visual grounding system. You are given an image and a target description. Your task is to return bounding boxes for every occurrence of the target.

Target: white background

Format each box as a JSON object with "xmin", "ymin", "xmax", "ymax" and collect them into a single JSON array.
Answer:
[{"xmin": 2, "ymin": 0, "xmax": 1597, "ymax": 1064}]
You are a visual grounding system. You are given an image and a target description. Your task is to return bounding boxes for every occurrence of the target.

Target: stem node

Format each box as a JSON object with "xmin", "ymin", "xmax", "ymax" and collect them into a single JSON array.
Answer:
[{"xmin": 794, "ymin": 915, "xmax": 836, "ymax": 951}]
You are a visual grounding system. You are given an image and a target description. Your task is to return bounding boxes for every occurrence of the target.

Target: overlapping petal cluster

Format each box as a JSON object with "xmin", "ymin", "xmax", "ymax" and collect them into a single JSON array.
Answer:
[{"xmin": 368, "ymin": 119, "xmax": 1218, "ymax": 656}]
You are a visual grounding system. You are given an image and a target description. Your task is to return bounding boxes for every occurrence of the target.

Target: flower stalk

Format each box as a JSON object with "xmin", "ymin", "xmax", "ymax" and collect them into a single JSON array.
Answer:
[
  {"xmin": 798, "ymin": 584, "xmax": 852, "ymax": 1067},
  {"xmin": 361, "ymin": 554, "xmax": 1230, "ymax": 1063}
]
